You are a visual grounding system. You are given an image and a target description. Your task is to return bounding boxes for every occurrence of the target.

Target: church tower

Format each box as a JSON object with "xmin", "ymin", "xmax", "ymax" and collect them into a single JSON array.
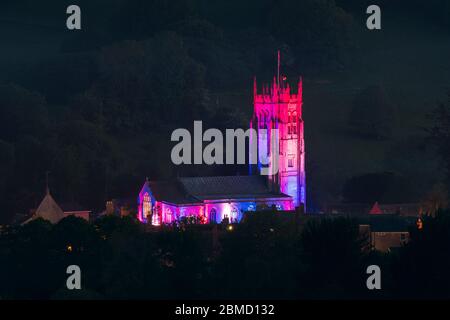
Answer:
[{"xmin": 250, "ymin": 52, "xmax": 306, "ymax": 208}]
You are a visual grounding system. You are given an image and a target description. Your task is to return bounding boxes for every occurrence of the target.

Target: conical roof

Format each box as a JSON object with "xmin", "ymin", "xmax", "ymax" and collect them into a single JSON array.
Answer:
[
  {"xmin": 32, "ymin": 192, "xmax": 65, "ymax": 224},
  {"xmin": 369, "ymin": 201, "xmax": 383, "ymax": 215}
]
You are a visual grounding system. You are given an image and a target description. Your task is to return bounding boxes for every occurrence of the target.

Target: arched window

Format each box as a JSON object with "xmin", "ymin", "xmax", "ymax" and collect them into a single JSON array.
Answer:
[
  {"xmin": 230, "ymin": 207, "xmax": 239, "ymax": 223},
  {"xmin": 287, "ymin": 112, "xmax": 292, "ymax": 134},
  {"xmin": 143, "ymin": 193, "xmax": 152, "ymax": 221},
  {"xmin": 209, "ymin": 208, "xmax": 217, "ymax": 224},
  {"xmin": 152, "ymin": 205, "xmax": 161, "ymax": 226},
  {"xmin": 291, "ymin": 112, "xmax": 297, "ymax": 135},
  {"xmin": 288, "ymin": 155, "xmax": 295, "ymax": 168},
  {"xmin": 165, "ymin": 208, "xmax": 173, "ymax": 223}
]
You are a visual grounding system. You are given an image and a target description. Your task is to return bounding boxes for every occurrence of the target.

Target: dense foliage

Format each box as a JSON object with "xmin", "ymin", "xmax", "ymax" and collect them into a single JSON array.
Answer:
[
  {"xmin": 0, "ymin": 0, "xmax": 359, "ymax": 222},
  {"xmin": 1, "ymin": 212, "xmax": 449, "ymax": 299}
]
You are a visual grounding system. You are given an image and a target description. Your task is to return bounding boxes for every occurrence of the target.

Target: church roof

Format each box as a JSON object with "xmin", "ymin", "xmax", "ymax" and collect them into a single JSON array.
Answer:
[
  {"xmin": 369, "ymin": 202, "xmax": 383, "ymax": 214},
  {"xmin": 147, "ymin": 175, "xmax": 291, "ymax": 205},
  {"xmin": 148, "ymin": 180, "xmax": 200, "ymax": 205},
  {"xmin": 29, "ymin": 192, "xmax": 65, "ymax": 224},
  {"xmin": 179, "ymin": 175, "xmax": 289, "ymax": 200}
]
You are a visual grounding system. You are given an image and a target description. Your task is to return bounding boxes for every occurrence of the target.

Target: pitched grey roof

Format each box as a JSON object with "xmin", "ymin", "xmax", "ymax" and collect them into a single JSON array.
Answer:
[
  {"xmin": 25, "ymin": 192, "xmax": 65, "ymax": 224},
  {"xmin": 148, "ymin": 180, "xmax": 200, "ymax": 204},
  {"xmin": 178, "ymin": 175, "xmax": 290, "ymax": 200},
  {"xmin": 148, "ymin": 175, "xmax": 291, "ymax": 204}
]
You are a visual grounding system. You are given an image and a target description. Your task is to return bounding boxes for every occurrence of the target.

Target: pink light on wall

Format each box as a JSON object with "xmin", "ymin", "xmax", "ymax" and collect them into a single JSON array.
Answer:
[
  {"xmin": 151, "ymin": 201, "xmax": 161, "ymax": 226},
  {"xmin": 250, "ymin": 66, "xmax": 306, "ymax": 208}
]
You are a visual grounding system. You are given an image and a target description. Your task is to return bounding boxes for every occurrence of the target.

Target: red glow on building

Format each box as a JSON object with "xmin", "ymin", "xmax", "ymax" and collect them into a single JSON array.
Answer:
[{"xmin": 250, "ymin": 72, "xmax": 306, "ymax": 208}]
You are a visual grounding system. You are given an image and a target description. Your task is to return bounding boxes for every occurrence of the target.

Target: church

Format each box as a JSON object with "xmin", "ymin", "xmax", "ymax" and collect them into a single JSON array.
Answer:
[
  {"xmin": 138, "ymin": 70, "xmax": 306, "ymax": 225},
  {"xmin": 24, "ymin": 187, "xmax": 91, "ymax": 224}
]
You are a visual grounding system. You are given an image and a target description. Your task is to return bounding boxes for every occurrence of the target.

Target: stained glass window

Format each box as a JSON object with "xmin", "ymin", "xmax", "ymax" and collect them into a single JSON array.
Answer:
[{"xmin": 143, "ymin": 193, "xmax": 152, "ymax": 221}]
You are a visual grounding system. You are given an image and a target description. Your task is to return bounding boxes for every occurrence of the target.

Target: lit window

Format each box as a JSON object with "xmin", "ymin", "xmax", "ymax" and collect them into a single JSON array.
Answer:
[
  {"xmin": 143, "ymin": 193, "xmax": 152, "ymax": 221},
  {"xmin": 288, "ymin": 156, "xmax": 294, "ymax": 168},
  {"xmin": 230, "ymin": 207, "xmax": 239, "ymax": 222},
  {"xmin": 165, "ymin": 208, "xmax": 173, "ymax": 223},
  {"xmin": 209, "ymin": 208, "xmax": 217, "ymax": 224},
  {"xmin": 416, "ymin": 218, "xmax": 423, "ymax": 230},
  {"xmin": 291, "ymin": 112, "xmax": 297, "ymax": 135},
  {"xmin": 152, "ymin": 206, "xmax": 161, "ymax": 226}
]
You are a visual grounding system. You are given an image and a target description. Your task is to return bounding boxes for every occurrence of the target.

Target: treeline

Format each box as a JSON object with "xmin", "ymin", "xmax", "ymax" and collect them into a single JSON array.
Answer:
[
  {"xmin": 0, "ymin": 0, "xmax": 359, "ymax": 222},
  {"xmin": 0, "ymin": 211, "xmax": 449, "ymax": 299}
]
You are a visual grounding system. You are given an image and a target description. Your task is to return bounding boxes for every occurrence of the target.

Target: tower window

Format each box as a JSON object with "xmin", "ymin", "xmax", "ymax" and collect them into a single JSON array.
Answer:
[
  {"xmin": 288, "ymin": 157, "xmax": 295, "ymax": 168},
  {"xmin": 291, "ymin": 124, "xmax": 297, "ymax": 134},
  {"xmin": 291, "ymin": 112, "xmax": 297, "ymax": 135}
]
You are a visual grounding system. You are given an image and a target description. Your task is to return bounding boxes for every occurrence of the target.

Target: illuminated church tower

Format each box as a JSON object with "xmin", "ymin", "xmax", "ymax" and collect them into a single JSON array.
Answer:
[{"xmin": 250, "ymin": 53, "xmax": 306, "ymax": 208}]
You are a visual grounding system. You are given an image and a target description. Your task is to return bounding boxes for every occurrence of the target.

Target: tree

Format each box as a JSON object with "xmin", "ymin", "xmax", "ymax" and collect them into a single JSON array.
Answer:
[
  {"xmin": 384, "ymin": 135, "xmax": 441, "ymax": 200},
  {"xmin": 299, "ymin": 217, "xmax": 366, "ymax": 298},
  {"xmin": 213, "ymin": 212, "xmax": 298, "ymax": 299},
  {"xmin": 342, "ymin": 172, "xmax": 415, "ymax": 204},
  {"xmin": 268, "ymin": 0, "xmax": 355, "ymax": 71},
  {"xmin": 0, "ymin": 84, "xmax": 48, "ymax": 142},
  {"xmin": 392, "ymin": 210, "xmax": 450, "ymax": 298},
  {"xmin": 0, "ymin": 140, "xmax": 14, "ymax": 223},
  {"xmin": 428, "ymin": 92, "xmax": 450, "ymax": 198},
  {"xmin": 420, "ymin": 183, "xmax": 448, "ymax": 216},
  {"xmin": 0, "ymin": 218, "xmax": 60, "ymax": 299},
  {"xmin": 349, "ymin": 85, "xmax": 395, "ymax": 140},
  {"xmin": 0, "ymin": 84, "xmax": 50, "ymax": 222},
  {"xmin": 89, "ymin": 32, "xmax": 207, "ymax": 133},
  {"xmin": 51, "ymin": 215, "xmax": 99, "ymax": 253},
  {"xmin": 48, "ymin": 119, "xmax": 121, "ymax": 210}
]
